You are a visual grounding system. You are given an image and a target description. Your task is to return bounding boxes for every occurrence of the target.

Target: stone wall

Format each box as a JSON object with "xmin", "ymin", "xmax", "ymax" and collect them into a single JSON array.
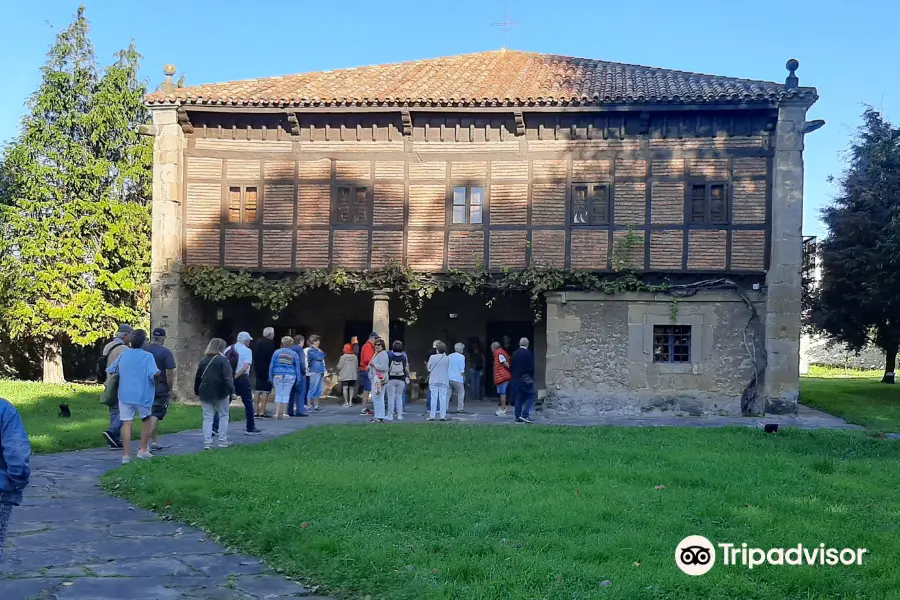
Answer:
[
  {"xmin": 545, "ymin": 291, "xmax": 765, "ymax": 416},
  {"xmin": 149, "ymin": 107, "xmax": 209, "ymax": 401}
]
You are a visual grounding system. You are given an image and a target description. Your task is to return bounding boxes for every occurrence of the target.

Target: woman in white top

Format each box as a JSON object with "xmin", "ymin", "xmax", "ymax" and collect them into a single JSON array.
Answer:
[
  {"xmin": 367, "ymin": 338, "xmax": 390, "ymax": 422},
  {"xmin": 426, "ymin": 341, "xmax": 451, "ymax": 421}
]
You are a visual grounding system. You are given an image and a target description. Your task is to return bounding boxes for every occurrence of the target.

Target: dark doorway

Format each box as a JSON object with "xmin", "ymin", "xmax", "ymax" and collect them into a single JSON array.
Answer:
[
  {"xmin": 485, "ymin": 320, "xmax": 535, "ymax": 398},
  {"xmin": 344, "ymin": 320, "xmax": 406, "ymax": 348}
]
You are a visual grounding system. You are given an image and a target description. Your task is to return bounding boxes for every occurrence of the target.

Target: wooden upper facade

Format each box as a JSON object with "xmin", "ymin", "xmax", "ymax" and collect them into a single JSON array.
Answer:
[{"xmin": 157, "ymin": 51, "xmax": 815, "ymax": 275}]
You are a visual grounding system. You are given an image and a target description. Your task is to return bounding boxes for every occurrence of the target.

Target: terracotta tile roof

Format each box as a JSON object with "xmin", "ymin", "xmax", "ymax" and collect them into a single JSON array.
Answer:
[{"xmin": 146, "ymin": 50, "xmax": 816, "ymax": 107}]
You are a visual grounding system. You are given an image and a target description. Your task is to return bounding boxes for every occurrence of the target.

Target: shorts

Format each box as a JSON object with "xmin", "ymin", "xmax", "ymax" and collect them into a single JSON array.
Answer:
[
  {"xmin": 496, "ymin": 382, "xmax": 509, "ymax": 394},
  {"xmin": 119, "ymin": 401, "xmax": 151, "ymax": 421},
  {"xmin": 359, "ymin": 370, "xmax": 372, "ymax": 392},
  {"xmin": 151, "ymin": 394, "xmax": 170, "ymax": 420},
  {"xmin": 255, "ymin": 377, "xmax": 273, "ymax": 393}
]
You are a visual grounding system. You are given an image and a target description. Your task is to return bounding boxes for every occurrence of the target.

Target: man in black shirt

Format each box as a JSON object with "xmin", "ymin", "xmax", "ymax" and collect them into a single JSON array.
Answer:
[
  {"xmin": 510, "ymin": 337, "xmax": 536, "ymax": 424},
  {"xmin": 253, "ymin": 327, "xmax": 277, "ymax": 417}
]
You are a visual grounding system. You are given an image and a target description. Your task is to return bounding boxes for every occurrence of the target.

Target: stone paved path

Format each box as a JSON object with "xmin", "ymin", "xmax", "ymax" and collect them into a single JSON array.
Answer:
[{"xmin": 0, "ymin": 401, "xmax": 863, "ymax": 600}]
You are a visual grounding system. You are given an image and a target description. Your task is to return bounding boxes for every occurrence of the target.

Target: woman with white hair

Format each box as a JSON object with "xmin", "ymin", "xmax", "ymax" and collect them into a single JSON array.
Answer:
[
  {"xmin": 448, "ymin": 342, "xmax": 466, "ymax": 413},
  {"xmin": 426, "ymin": 342, "xmax": 451, "ymax": 421}
]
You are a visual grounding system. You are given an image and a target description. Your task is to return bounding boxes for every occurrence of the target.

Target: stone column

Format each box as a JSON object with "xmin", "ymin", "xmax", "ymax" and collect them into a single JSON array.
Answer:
[
  {"xmin": 372, "ymin": 290, "xmax": 391, "ymax": 344},
  {"xmin": 150, "ymin": 104, "xmax": 207, "ymax": 401},
  {"xmin": 763, "ymin": 101, "xmax": 811, "ymax": 414}
]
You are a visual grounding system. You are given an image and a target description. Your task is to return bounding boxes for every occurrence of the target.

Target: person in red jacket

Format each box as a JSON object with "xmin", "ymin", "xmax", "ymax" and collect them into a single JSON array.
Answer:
[
  {"xmin": 492, "ymin": 341, "xmax": 512, "ymax": 416},
  {"xmin": 358, "ymin": 332, "xmax": 379, "ymax": 415}
]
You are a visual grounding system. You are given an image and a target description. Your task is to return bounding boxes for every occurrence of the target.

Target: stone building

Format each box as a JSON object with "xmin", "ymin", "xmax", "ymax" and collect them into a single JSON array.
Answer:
[{"xmin": 145, "ymin": 50, "xmax": 819, "ymax": 415}]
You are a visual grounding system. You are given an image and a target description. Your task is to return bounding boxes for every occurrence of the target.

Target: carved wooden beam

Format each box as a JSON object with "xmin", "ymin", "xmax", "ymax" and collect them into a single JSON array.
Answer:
[
  {"xmin": 400, "ymin": 108, "xmax": 412, "ymax": 137},
  {"xmin": 176, "ymin": 107, "xmax": 193, "ymax": 134},
  {"xmin": 514, "ymin": 110, "xmax": 525, "ymax": 136},
  {"xmin": 286, "ymin": 112, "xmax": 300, "ymax": 136}
]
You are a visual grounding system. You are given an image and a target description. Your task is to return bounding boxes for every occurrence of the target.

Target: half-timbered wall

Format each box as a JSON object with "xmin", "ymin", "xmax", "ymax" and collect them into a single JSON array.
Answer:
[{"xmin": 181, "ymin": 109, "xmax": 773, "ymax": 273}]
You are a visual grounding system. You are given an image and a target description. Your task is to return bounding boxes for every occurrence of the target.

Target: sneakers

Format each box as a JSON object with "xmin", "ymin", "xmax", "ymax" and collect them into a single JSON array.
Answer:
[
  {"xmin": 103, "ymin": 432, "xmax": 123, "ymax": 449},
  {"xmin": 360, "ymin": 408, "xmax": 372, "ymax": 415},
  {"xmin": 296, "ymin": 413, "xmax": 309, "ymax": 417},
  {"xmin": 218, "ymin": 441, "xmax": 230, "ymax": 448},
  {"xmin": 427, "ymin": 417, "xmax": 435, "ymax": 421},
  {"xmin": 136, "ymin": 450, "xmax": 153, "ymax": 460},
  {"xmin": 384, "ymin": 415, "xmax": 394, "ymax": 422},
  {"xmin": 245, "ymin": 429, "xmax": 263, "ymax": 436},
  {"xmin": 396, "ymin": 414, "xmax": 404, "ymax": 421},
  {"xmin": 149, "ymin": 442, "xmax": 163, "ymax": 451},
  {"xmin": 204, "ymin": 443, "xmax": 213, "ymax": 451},
  {"xmin": 495, "ymin": 409, "xmax": 507, "ymax": 417},
  {"xmin": 371, "ymin": 418, "xmax": 384, "ymax": 423},
  {"xmin": 439, "ymin": 417, "xmax": 448, "ymax": 421},
  {"xmin": 121, "ymin": 456, "xmax": 131, "ymax": 464},
  {"xmin": 518, "ymin": 416, "xmax": 534, "ymax": 424},
  {"xmin": 313, "ymin": 406, "xmax": 323, "ymax": 412}
]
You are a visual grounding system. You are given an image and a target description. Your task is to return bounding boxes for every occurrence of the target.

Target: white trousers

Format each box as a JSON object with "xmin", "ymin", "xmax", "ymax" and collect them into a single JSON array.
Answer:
[
  {"xmin": 429, "ymin": 383, "xmax": 449, "ymax": 419},
  {"xmin": 372, "ymin": 381, "xmax": 386, "ymax": 419},
  {"xmin": 202, "ymin": 398, "xmax": 229, "ymax": 444},
  {"xmin": 385, "ymin": 380, "xmax": 406, "ymax": 417}
]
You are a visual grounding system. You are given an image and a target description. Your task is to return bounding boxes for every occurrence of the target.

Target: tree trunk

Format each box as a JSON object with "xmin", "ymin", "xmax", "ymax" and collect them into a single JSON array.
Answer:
[
  {"xmin": 882, "ymin": 343, "xmax": 898, "ymax": 384},
  {"xmin": 42, "ymin": 339, "xmax": 65, "ymax": 383}
]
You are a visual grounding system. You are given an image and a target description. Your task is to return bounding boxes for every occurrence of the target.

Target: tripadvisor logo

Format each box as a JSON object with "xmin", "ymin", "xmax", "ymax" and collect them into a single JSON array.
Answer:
[{"xmin": 675, "ymin": 536, "xmax": 868, "ymax": 576}]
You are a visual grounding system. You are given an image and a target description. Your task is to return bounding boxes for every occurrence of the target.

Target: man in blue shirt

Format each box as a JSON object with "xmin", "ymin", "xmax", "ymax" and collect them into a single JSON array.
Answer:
[
  {"xmin": 510, "ymin": 337, "xmax": 536, "ymax": 424},
  {"xmin": 106, "ymin": 329, "xmax": 160, "ymax": 463},
  {"xmin": 289, "ymin": 334, "xmax": 308, "ymax": 417},
  {"xmin": 145, "ymin": 328, "xmax": 176, "ymax": 451}
]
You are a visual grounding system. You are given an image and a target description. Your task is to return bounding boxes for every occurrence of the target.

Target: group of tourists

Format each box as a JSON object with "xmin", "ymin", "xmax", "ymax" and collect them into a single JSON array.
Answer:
[{"xmin": 96, "ymin": 323, "xmax": 539, "ymax": 460}]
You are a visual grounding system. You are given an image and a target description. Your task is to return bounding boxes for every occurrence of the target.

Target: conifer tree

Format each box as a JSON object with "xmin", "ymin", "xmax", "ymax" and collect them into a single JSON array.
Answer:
[{"xmin": 0, "ymin": 6, "xmax": 151, "ymax": 382}]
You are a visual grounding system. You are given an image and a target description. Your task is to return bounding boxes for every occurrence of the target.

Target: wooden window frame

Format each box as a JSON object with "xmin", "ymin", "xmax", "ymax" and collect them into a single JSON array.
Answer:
[
  {"xmin": 686, "ymin": 181, "xmax": 730, "ymax": 226},
  {"xmin": 652, "ymin": 324, "xmax": 692, "ymax": 363},
  {"xmin": 451, "ymin": 185, "xmax": 485, "ymax": 226},
  {"xmin": 227, "ymin": 185, "xmax": 259, "ymax": 225},
  {"xmin": 333, "ymin": 185, "xmax": 371, "ymax": 226},
  {"xmin": 570, "ymin": 182, "xmax": 611, "ymax": 226}
]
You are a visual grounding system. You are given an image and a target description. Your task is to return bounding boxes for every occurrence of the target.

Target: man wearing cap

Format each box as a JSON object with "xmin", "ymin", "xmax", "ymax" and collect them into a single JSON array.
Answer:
[
  {"xmin": 100, "ymin": 325, "xmax": 132, "ymax": 449},
  {"xmin": 145, "ymin": 328, "xmax": 176, "ymax": 450},
  {"xmin": 228, "ymin": 332, "xmax": 261, "ymax": 436},
  {"xmin": 358, "ymin": 332, "xmax": 379, "ymax": 416},
  {"xmin": 253, "ymin": 327, "xmax": 277, "ymax": 417}
]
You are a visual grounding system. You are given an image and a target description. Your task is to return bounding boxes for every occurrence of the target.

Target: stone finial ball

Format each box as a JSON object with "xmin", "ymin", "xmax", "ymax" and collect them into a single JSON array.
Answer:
[
  {"xmin": 786, "ymin": 59, "xmax": 799, "ymax": 72},
  {"xmin": 164, "ymin": 64, "xmax": 177, "ymax": 76}
]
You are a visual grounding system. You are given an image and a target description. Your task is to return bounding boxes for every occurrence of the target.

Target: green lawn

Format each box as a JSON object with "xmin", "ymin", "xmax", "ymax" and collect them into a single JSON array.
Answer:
[
  {"xmin": 0, "ymin": 380, "xmax": 245, "ymax": 453},
  {"xmin": 105, "ymin": 425, "xmax": 900, "ymax": 600},
  {"xmin": 801, "ymin": 369, "xmax": 900, "ymax": 432}
]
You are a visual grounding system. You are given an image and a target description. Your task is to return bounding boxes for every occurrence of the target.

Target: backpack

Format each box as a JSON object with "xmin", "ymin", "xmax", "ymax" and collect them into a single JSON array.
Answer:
[
  {"xmin": 224, "ymin": 345, "xmax": 239, "ymax": 374},
  {"xmin": 388, "ymin": 353, "xmax": 406, "ymax": 378},
  {"xmin": 95, "ymin": 339, "xmax": 123, "ymax": 383}
]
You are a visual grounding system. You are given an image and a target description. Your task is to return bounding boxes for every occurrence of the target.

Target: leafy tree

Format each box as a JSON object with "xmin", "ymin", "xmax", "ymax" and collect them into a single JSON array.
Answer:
[
  {"xmin": 0, "ymin": 6, "xmax": 151, "ymax": 382},
  {"xmin": 817, "ymin": 108, "xmax": 900, "ymax": 382}
]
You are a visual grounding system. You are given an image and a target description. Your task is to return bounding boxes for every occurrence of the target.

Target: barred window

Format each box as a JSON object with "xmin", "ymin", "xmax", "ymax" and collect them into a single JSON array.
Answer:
[{"xmin": 653, "ymin": 325, "xmax": 692, "ymax": 363}]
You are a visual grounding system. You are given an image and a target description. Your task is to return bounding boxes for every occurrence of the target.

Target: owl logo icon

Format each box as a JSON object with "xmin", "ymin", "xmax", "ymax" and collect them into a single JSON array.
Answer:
[{"xmin": 675, "ymin": 536, "xmax": 716, "ymax": 575}]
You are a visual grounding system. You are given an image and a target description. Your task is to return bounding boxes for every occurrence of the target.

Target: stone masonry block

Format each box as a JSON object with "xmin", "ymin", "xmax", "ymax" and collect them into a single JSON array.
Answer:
[{"xmin": 547, "ymin": 316, "xmax": 582, "ymax": 333}]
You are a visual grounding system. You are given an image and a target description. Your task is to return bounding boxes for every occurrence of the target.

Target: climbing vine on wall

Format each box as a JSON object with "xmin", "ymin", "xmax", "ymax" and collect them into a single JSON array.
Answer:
[{"xmin": 181, "ymin": 262, "xmax": 671, "ymax": 324}]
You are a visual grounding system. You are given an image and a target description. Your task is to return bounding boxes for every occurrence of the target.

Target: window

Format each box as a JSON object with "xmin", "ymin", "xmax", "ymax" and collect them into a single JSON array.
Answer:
[
  {"xmin": 335, "ymin": 186, "xmax": 369, "ymax": 224},
  {"xmin": 228, "ymin": 186, "xmax": 258, "ymax": 223},
  {"xmin": 689, "ymin": 183, "xmax": 728, "ymax": 225},
  {"xmin": 452, "ymin": 186, "xmax": 484, "ymax": 225},
  {"xmin": 571, "ymin": 183, "xmax": 610, "ymax": 225},
  {"xmin": 653, "ymin": 325, "xmax": 692, "ymax": 363}
]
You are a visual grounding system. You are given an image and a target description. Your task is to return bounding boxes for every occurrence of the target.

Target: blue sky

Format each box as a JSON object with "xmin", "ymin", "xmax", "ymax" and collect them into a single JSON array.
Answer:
[{"xmin": 1, "ymin": 0, "xmax": 897, "ymax": 237}]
